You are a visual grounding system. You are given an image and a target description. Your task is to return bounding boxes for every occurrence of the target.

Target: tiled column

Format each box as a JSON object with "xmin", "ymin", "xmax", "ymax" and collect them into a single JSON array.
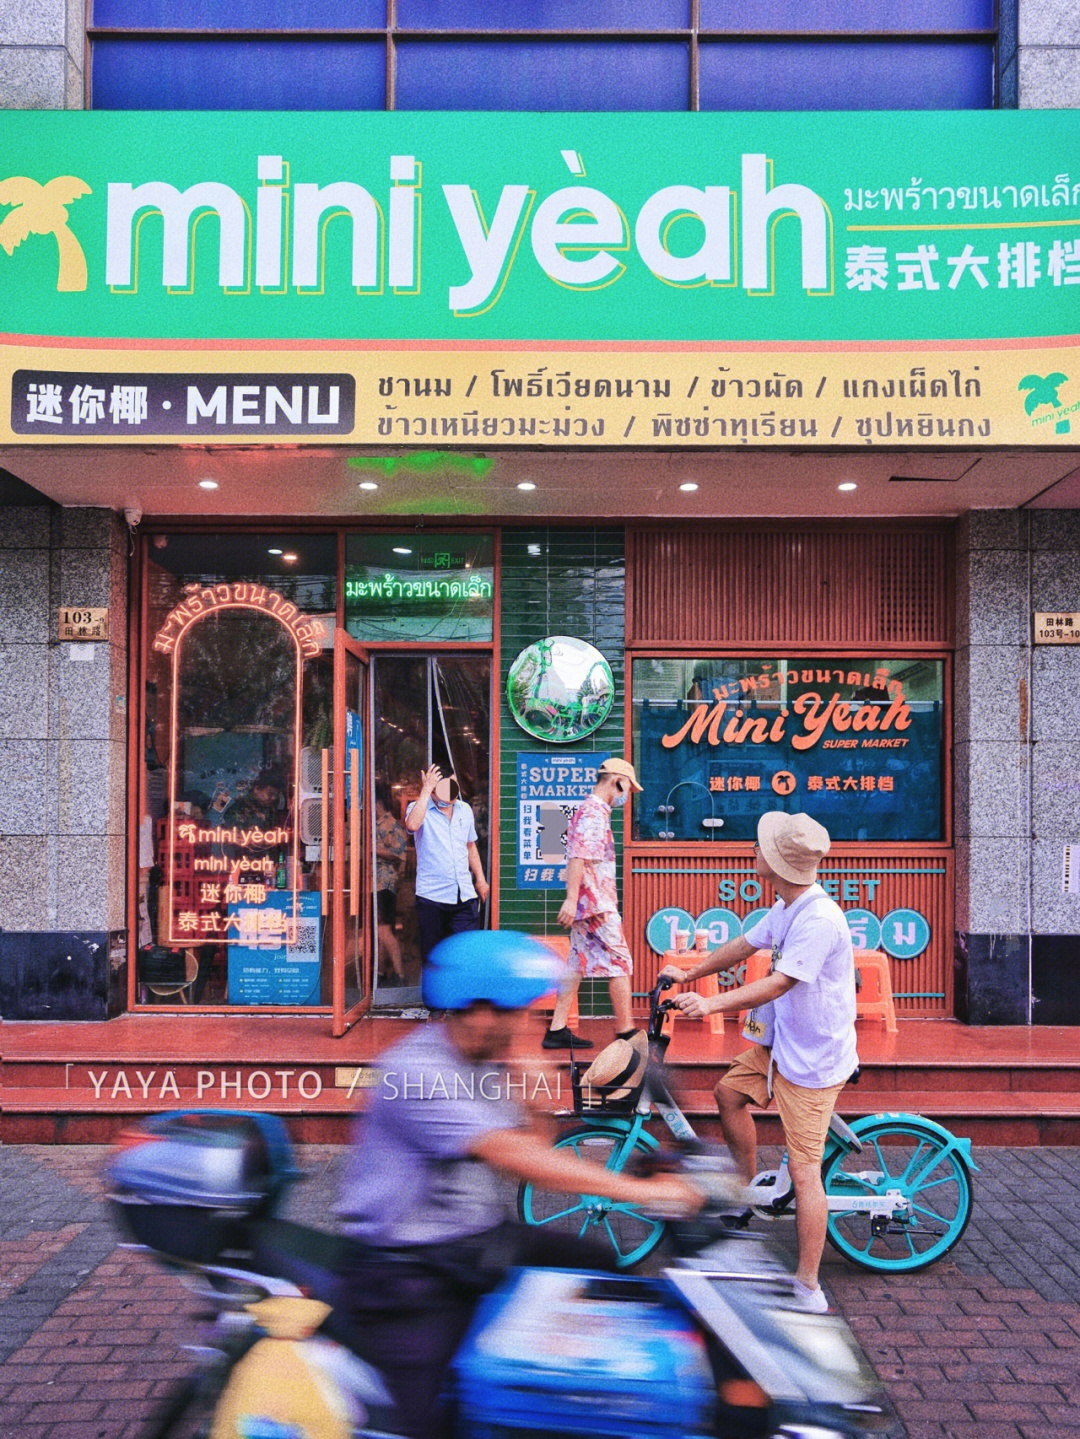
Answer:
[
  {"xmin": 1029, "ymin": 511, "xmax": 1080, "ymax": 1022},
  {"xmin": 0, "ymin": 506, "xmax": 128, "ymax": 1019},
  {"xmin": 953, "ymin": 510, "xmax": 1031, "ymax": 1022},
  {"xmin": 1018, "ymin": 0, "xmax": 1080, "ymax": 106},
  {"xmin": 955, "ymin": 508, "xmax": 1080, "ymax": 1024},
  {"xmin": 0, "ymin": 0, "xmax": 85, "ymax": 109}
]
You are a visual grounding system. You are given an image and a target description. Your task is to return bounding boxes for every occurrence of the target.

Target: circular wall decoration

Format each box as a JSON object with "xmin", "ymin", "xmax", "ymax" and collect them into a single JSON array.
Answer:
[{"xmin": 506, "ymin": 636, "xmax": 614, "ymax": 744}]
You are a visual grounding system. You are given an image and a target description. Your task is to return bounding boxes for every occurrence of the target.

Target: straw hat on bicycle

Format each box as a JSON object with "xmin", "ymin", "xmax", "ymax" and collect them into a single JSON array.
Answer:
[{"xmin": 581, "ymin": 1029, "xmax": 649, "ymax": 1103}]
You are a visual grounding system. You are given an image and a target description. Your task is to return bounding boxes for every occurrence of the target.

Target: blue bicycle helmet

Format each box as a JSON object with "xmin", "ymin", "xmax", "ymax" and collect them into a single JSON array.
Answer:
[{"xmin": 423, "ymin": 930, "xmax": 567, "ymax": 1011}]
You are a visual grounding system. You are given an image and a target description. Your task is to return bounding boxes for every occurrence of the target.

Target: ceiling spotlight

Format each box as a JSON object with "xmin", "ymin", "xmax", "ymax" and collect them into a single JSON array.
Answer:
[
  {"xmin": 679, "ymin": 482, "xmax": 699, "ymax": 493},
  {"xmin": 527, "ymin": 544, "xmax": 542, "ymax": 557},
  {"xmin": 281, "ymin": 552, "xmax": 298, "ymax": 564},
  {"xmin": 267, "ymin": 547, "xmax": 283, "ymax": 556},
  {"xmin": 358, "ymin": 481, "xmax": 379, "ymax": 491},
  {"xmin": 517, "ymin": 481, "xmax": 536, "ymax": 491},
  {"xmin": 198, "ymin": 478, "xmax": 218, "ymax": 490},
  {"xmin": 393, "ymin": 546, "xmax": 412, "ymax": 555},
  {"xmin": 838, "ymin": 481, "xmax": 858, "ymax": 492}
]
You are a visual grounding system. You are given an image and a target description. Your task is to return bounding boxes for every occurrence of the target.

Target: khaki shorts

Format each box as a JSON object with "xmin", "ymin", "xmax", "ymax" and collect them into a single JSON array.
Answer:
[{"xmin": 719, "ymin": 1043, "xmax": 845, "ymax": 1166}]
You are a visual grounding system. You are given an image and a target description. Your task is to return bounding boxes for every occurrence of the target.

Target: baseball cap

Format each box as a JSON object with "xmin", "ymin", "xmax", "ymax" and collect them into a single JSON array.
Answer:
[{"xmin": 598, "ymin": 757, "xmax": 643, "ymax": 792}]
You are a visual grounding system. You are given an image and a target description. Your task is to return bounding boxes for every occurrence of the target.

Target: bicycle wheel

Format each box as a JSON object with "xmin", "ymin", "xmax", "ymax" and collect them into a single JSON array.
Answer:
[
  {"xmin": 517, "ymin": 1125, "xmax": 665, "ymax": 1270},
  {"xmin": 823, "ymin": 1117, "xmax": 973, "ymax": 1273}
]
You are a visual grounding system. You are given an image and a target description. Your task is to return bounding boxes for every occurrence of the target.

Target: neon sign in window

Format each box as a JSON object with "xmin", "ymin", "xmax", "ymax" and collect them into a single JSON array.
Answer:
[
  {"xmin": 345, "ymin": 532, "xmax": 494, "ymax": 641},
  {"xmin": 154, "ymin": 585, "xmax": 328, "ymax": 948}
]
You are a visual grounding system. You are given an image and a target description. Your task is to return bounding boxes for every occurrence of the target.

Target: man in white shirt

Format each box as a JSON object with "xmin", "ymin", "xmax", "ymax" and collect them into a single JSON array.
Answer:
[
  {"xmin": 406, "ymin": 765, "xmax": 490, "ymax": 964},
  {"xmin": 661, "ymin": 811, "xmax": 857, "ymax": 1313}
]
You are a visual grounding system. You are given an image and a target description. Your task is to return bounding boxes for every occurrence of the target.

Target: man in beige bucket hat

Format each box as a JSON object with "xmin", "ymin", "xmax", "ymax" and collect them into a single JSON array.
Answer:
[
  {"xmin": 662, "ymin": 810, "xmax": 857, "ymax": 1314},
  {"xmin": 543, "ymin": 758, "xmax": 643, "ymax": 1050}
]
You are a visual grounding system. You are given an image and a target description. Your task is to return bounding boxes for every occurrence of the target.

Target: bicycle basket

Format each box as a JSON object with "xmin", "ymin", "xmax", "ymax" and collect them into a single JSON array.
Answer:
[{"xmin": 570, "ymin": 1034, "xmax": 648, "ymax": 1116}]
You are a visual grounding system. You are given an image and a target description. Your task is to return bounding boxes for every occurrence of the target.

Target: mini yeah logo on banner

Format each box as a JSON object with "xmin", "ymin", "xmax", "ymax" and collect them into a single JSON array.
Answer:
[{"xmin": 0, "ymin": 175, "xmax": 91, "ymax": 291}]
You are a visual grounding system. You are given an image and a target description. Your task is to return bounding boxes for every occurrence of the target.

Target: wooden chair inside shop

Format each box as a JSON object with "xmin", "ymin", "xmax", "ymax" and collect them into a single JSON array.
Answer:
[{"xmin": 144, "ymin": 949, "xmax": 200, "ymax": 1004}]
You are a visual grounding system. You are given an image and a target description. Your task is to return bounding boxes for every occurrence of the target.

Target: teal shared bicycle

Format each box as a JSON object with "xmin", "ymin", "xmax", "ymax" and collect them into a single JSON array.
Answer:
[{"xmin": 519, "ymin": 979, "xmax": 977, "ymax": 1273}]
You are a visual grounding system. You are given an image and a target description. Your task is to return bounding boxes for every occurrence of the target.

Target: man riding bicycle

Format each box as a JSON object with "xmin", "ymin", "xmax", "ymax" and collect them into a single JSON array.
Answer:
[
  {"xmin": 336, "ymin": 929, "xmax": 703, "ymax": 1439},
  {"xmin": 662, "ymin": 811, "xmax": 857, "ymax": 1316}
]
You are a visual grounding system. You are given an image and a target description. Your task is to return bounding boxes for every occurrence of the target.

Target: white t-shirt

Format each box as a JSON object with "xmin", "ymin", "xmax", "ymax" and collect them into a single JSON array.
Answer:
[{"xmin": 745, "ymin": 883, "xmax": 857, "ymax": 1089}]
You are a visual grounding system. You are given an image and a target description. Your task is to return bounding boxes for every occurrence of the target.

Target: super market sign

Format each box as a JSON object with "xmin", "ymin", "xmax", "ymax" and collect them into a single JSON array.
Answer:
[{"xmin": 2, "ymin": 110, "xmax": 1080, "ymax": 446}]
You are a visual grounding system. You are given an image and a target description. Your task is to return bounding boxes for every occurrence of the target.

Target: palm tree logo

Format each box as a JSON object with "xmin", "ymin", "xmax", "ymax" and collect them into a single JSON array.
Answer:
[
  {"xmin": 0, "ymin": 175, "xmax": 92, "ymax": 292},
  {"xmin": 1019, "ymin": 372, "xmax": 1070, "ymax": 433}
]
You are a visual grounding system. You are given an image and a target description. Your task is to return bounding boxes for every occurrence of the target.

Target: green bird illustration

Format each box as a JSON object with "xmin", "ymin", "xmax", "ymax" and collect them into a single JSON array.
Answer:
[
  {"xmin": 1018, "ymin": 372, "xmax": 1068, "ymax": 415},
  {"xmin": 0, "ymin": 175, "xmax": 92, "ymax": 291}
]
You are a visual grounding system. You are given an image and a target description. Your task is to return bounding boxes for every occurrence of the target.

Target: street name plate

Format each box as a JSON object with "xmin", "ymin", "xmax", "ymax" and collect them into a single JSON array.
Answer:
[{"xmin": 1034, "ymin": 612, "xmax": 1080, "ymax": 644}]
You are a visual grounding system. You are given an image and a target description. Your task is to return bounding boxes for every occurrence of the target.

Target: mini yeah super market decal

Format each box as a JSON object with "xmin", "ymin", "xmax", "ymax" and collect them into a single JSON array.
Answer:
[{"xmin": 1, "ymin": 110, "xmax": 1079, "ymax": 445}]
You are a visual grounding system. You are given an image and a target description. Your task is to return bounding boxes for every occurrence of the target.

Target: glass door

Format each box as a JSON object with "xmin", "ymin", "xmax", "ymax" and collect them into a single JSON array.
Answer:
[
  {"xmin": 370, "ymin": 653, "xmax": 491, "ymax": 1010},
  {"xmin": 332, "ymin": 631, "xmax": 371, "ymax": 1035}
]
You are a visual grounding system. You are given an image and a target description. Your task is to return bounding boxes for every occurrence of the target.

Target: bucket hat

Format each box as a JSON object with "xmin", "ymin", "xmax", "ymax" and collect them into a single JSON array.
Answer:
[
  {"xmin": 757, "ymin": 811, "xmax": 830, "ymax": 886},
  {"xmin": 597, "ymin": 757, "xmax": 643, "ymax": 792}
]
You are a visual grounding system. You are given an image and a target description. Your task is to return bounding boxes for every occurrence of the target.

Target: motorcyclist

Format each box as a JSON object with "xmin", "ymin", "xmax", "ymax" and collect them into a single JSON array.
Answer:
[{"xmin": 336, "ymin": 929, "xmax": 703, "ymax": 1439}]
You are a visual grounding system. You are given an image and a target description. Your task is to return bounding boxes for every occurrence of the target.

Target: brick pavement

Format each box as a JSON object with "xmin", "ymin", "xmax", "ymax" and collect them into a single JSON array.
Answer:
[{"xmin": 0, "ymin": 1143, "xmax": 1078, "ymax": 1439}]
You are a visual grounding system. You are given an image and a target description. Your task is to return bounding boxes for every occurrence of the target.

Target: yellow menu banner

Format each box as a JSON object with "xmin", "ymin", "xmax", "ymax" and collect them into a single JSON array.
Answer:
[{"xmin": 4, "ymin": 341, "xmax": 1080, "ymax": 447}]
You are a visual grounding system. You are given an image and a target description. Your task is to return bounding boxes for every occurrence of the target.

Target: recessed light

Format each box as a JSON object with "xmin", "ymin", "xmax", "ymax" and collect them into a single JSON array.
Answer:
[
  {"xmin": 517, "ymin": 481, "xmax": 536, "ymax": 491},
  {"xmin": 393, "ymin": 546, "xmax": 412, "ymax": 555},
  {"xmin": 838, "ymin": 481, "xmax": 858, "ymax": 492},
  {"xmin": 358, "ymin": 481, "xmax": 379, "ymax": 491},
  {"xmin": 679, "ymin": 482, "xmax": 699, "ymax": 493},
  {"xmin": 527, "ymin": 544, "xmax": 542, "ymax": 557},
  {"xmin": 198, "ymin": 479, "xmax": 218, "ymax": 490},
  {"xmin": 281, "ymin": 552, "xmax": 298, "ymax": 564},
  {"xmin": 268, "ymin": 547, "xmax": 283, "ymax": 556}
]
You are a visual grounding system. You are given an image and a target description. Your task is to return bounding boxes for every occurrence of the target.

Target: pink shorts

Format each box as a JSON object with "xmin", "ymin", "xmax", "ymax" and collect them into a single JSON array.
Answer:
[{"xmin": 569, "ymin": 913, "xmax": 633, "ymax": 979}]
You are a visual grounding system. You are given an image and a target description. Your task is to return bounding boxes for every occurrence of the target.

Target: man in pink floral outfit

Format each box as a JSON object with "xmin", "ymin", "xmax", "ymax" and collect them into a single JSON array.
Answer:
[{"xmin": 543, "ymin": 757, "xmax": 642, "ymax": 1050}]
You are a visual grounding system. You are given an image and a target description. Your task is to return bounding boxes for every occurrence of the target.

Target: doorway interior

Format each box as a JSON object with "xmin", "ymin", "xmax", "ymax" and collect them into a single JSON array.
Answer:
[{"xmin": 370, "ymin": 652, "xmax": 492, "ymax": 1009}]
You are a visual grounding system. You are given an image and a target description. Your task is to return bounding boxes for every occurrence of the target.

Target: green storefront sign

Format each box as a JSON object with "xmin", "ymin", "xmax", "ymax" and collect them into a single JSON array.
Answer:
[{"xmin": 2, "ymin": 110, "xmax": 1079, "ymax": 445}]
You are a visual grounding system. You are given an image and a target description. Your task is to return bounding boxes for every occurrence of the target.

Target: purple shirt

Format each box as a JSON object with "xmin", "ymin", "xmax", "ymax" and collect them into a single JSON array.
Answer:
[{"xmin": 336, "ymin": 1023, "xmax": 524, "ymax": 1247}]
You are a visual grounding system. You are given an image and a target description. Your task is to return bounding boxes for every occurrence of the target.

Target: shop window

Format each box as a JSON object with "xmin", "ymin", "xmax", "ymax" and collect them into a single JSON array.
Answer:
[
  {"xmin": 699, "ymin": 0, "xmax": 994, "ymax": 29},
  {"xmin": 95, "ymin": 0, "xmax": 385, "ymax": 21},
  {"xmin": 140, "ymin": 533, "xmax": 336, "ymax": 1006},
  {"xmin": 698, "ymin": 39, "xmax": 994, "ymax": 111},
  {"xmin": 345, "ymin": 532, "xmax": 494, "ymax": 643},
  {"xmin": 394, "ymin": 39, "xmax": 690, "ymax": 111},
  {"xmin": 631, "ymin": 656, "xmax": 944, "ymax": 843},
  {"xmin": 397, "ymin": 1, "xmax": 691, "ymax": 29},
  {"xmin": 92, "ymin": 37, "xmax": 386, "ymax": 110},
  {"xmin": 90, "ymin": 0, "xmax": 1002, "ymax": 111}
]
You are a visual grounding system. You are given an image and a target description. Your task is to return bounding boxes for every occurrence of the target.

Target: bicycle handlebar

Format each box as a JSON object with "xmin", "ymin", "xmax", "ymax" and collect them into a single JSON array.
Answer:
[{"xmin": 646, "ymin": 977, "xmax": 675, "ymax": 1037}]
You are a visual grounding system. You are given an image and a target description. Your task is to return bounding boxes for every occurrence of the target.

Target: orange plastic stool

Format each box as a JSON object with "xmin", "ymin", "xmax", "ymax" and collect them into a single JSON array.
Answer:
[
  {"xmin": 854, "ymin": 949, "xmax": 898, "ymax": 1033},
  {"xmin": 735, "ymin": 947, "xmax": 898, "ymax": 1034}
]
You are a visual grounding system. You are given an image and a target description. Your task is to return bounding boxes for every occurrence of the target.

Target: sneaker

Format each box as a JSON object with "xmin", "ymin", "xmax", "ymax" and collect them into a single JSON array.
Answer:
[
  {"xmin": 791, "ymin": 1279, "xmax": 830, "ymax": 1314},
  {"xmin": 542, "ymin": 1027, "xmax": 594, "ymax": 1050}
]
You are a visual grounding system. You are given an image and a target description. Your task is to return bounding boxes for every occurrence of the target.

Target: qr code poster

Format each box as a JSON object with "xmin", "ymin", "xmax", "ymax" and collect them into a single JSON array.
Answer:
[
  {"xmin": 517, "ymin": 752, "xmax": 608, "ymax": 890},
  {"xmin": 227, "ymin": 890, "xmax": 322, "ymax": 1005}
]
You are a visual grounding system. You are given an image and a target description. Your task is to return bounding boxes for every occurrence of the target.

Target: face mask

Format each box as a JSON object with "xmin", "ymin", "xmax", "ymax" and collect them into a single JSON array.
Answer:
[{"xmin": 611, "ymin": 785, "xmax": 629, "ymax": 809}]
